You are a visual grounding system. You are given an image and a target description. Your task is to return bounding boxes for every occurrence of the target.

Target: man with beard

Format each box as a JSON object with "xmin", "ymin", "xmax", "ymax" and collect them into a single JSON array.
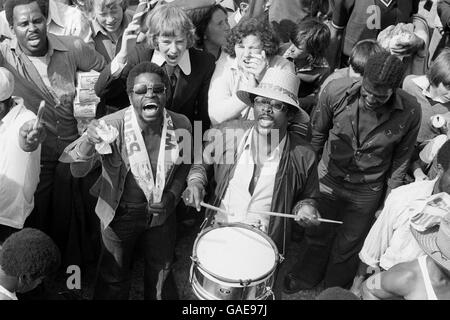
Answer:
[
  {"xmin": 284, "ymin": 52, "xmax": 422, "ymax": 292},
  {"xmin": 183, "ymin": 67, "xmax": 320, "ymax": 255},
  {"xmin": 62, "ymin": 62, "xmax": 192, "ymax": 300},
  {"xmin": 0, "ymin": 0, "xmax": 106, "ymax": 266}
]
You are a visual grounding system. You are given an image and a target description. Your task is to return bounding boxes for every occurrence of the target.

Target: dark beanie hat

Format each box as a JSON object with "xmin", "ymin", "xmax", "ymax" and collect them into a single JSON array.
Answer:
[{"xmin": 364, "ymin": 51, "xmax": 405, "ymax": 89}]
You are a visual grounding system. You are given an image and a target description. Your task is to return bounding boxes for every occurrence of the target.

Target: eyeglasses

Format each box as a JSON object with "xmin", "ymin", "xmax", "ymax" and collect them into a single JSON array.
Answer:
[
  {"xmin": 132, "ymin": 83, "xmax": 166, "ymax": 95},
  {"xmin": 254, "ymin": 97, "xmax": 286, "ymax": 112}
]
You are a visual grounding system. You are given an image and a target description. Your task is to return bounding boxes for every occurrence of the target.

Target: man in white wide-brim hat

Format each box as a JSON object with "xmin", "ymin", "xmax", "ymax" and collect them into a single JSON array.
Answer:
[
  {"xmin": 183, "ymin": 67, "xmax": 320, "ymax": 254},
  {"xmin": 361, "ymin": 210, "xmax": 450, "ymax": 300}
]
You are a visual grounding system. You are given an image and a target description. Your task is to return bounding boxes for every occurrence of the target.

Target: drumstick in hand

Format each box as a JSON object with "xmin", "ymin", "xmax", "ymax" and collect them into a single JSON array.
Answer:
[
  {"xmin": 247, "ymin": 209, "xmax": 343, "ymax": 224},
  {"xmin": 33, "ymin": 100, "xmax": 46, "ymax": 130},
  {"xmin": 200, "ymin": 202, "xmax": 235, "ymax": 216}
]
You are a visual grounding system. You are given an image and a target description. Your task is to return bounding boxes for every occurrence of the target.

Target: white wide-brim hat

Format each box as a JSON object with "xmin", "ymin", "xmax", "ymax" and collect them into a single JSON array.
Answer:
[
  {"xmin": 236, "ymin": 67, "xmax": 309, "ymax": 121},
  {"xmin": 411, "ymin": 213, "xmax": 450, "ymax": 271},
  {"xmin": 0, "ymin": 67, "xmax": 14, "ymax": 101}
]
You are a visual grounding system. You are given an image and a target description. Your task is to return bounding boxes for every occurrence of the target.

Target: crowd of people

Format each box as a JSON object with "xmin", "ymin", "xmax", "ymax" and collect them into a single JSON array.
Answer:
[{"xmin": 1, "ymin": 0, "xmax": 450, "ymax": 300}]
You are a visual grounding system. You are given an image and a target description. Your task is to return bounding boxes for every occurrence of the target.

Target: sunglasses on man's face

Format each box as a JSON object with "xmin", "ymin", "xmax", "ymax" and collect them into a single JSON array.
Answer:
[
  {"xmin": 132, "ymin": 83, "xmax": 166, "ymax": 95},
  {"xmin": 254, "ymin": 97, "xmax": 286, "ymax": 112}
]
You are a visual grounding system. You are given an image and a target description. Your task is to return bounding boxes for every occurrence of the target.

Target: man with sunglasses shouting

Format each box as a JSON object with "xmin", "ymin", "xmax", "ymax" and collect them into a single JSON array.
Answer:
[
  {"xmin": 284, "ymin": 51, "xmax": 422, "ymax": 293},
  {"xmin": 61, "ymin": 62, "xmax": 192, "ymax": 300}
]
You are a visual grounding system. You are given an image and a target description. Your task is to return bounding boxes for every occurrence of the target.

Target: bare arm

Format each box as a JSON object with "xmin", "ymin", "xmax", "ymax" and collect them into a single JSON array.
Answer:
[{"xmin": 362, "ymin": 261, "xmax": 417, "ymax": 300}]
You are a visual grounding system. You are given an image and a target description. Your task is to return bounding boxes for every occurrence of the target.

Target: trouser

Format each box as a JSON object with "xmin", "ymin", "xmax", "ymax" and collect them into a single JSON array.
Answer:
[
  {"xmin": 26, "ymin": 160, "xmax": 100, "ymax": 267},
  {"xmin": 93, "ymin": 202, "xmax": 178, "ymax": 300},
  {"xmin": 0, "ymin": 225, "xmax": 20, "ymax": 245},
  {"xmin": 26, "ymin": 160, "xmax": 73, "ymax": 251},
  {"xmin": 289, "ymin": 165, "xmax": 384, "ymax": 288}
]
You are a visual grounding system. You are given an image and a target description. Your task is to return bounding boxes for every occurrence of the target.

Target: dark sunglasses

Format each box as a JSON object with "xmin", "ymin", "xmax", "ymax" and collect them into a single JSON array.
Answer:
[{"xmin": 133, "ymin": 83, "xmax": 166, "ymax": 95}]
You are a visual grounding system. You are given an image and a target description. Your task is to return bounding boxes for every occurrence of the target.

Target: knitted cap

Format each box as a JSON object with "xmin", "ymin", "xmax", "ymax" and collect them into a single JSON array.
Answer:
[{"xmin": 364, "ymin": 51, "xmax": 405, "ymax": 89}]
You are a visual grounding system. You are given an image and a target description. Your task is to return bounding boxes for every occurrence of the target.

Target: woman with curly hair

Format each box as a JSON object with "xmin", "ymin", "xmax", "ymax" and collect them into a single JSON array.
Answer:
[
  {"xmin": 208, "ymin": 17, "xmax": 294, "ymax": 125},
  {"xmin": 193, "ymin": 4, "xmax": 230, "ymax": 60}
]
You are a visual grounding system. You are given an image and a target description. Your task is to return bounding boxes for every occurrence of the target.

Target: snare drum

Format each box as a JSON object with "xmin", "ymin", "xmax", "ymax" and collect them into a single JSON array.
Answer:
[{"xmin": 190, "ymin": 223, "xmax": 279, "ymax": 300}]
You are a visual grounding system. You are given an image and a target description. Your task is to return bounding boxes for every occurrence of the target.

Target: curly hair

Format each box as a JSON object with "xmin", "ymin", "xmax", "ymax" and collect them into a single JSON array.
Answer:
[
  {"xmin": 0, "ymin": 228, "xmax": 60, "ymax": 280},
  {"xmin": 193, "ymin": 4, "xmax": 228, "ymax": 49},
  {"xmin": 5, "ymin": 0, "xmax": 48, "ymax": 27},
  {"xmin": 289, "ymin": 17, "xmax": 330, "ymax": 63},
  {"xmin": 126, "ymin": 62, "xmax": 170, "ymax": 95},
  {"xmin": 223, "ymin": 17, "xmax": 280, "ymax": 58},
  {"xmin": 146, "ymin": 4, "xmax": 196, "ymax": 50}
]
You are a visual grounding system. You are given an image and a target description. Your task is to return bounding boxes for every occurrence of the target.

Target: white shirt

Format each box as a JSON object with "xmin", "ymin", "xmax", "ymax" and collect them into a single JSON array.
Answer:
[
  {"xmin": 0, "ymin": 284, "xmax": 17, "ymax": 301},
  {"xmin": 0, "ymin": 98, "xmax": 41, "ymax": 229},
  {"xmin": 420, "ymin": 134, "xmax": 448, "ymax": 164},
  {"xmin": 359, "ymin": 179, "xmax": 437, "ymax": 270},
  {"xmin": 412, "ymin": 75, "xmax": 450, "ymax": 104},
  {"xmin": 217, "ymin": 127, "xmax": 285, "ymax": 233}
]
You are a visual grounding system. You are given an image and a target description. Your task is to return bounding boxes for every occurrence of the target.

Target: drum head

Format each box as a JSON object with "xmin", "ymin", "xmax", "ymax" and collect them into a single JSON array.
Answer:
[{"xmin": 195, "ymin": 225, "xmax": 277, "ymax": 281}]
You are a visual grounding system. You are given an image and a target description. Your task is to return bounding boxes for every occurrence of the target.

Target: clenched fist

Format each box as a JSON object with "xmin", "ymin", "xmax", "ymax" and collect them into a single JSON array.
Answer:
[{"xmin": 18, "ymin": 119, "xmax": 46, "ymax": 152}]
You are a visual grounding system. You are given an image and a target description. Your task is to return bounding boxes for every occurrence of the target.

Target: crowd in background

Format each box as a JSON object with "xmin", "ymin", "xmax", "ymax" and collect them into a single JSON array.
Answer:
[{"xmin": 0, "ymin": 0, "xmax": 450, "ymax": 300}]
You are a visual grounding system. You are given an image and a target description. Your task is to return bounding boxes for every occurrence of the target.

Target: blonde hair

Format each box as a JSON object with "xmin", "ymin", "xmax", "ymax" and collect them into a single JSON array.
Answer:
[
  {"xmin": 146, "ymin": 4, "xmax": 196, "ymax": 49},
  {"xmin": 92, "ymin": 0, "xmax": 128, "ymax": 12}
]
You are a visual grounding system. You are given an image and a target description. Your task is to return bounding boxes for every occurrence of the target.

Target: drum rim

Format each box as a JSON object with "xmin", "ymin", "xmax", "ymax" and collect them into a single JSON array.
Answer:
[{"xmin": 192, "ymin": 222, "xmax": 279, "ymax": 284}]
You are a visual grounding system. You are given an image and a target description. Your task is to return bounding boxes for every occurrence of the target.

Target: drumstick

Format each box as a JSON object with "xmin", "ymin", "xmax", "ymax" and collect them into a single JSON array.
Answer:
[
  {"xmin": 199, "ymin": 202, "xmax": 342, "ymax": 224},
  {"xmin": 247, "ymin": 209, "xmax": 343, "ymax": 225},
  {"xmin": 33, "ymin": 101, "xmax": 45, "ymax": 130},
  {"xmin": 200, "ymin": 202, "xmax": 234, "ymax": 216}
]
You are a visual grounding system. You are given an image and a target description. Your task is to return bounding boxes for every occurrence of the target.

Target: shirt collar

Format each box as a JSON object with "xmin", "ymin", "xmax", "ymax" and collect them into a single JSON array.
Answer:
[
  {"xmin": 0, "ymin": 284, "xmax": 17, "ymax": 300},
  {"xmin": 48, "ymin": 0, "xmax": 65, "ymax": 29},
  {"xmin": 243, "ymin": 126, "xmax": 287, "ymax": 161},
  {"xmin": 348, "ymin": 79, "xmax": 403, "ymax": 112},
  {"xmin": 234, "ymin": 10, "xmax": 242, "ymax": 24},
  {"xmin": 229, "ymin": 55, "xmax": 239, "ymax": 70},
  {"xmin": 295, "ymin": 57, "xmax": 329, "ymax": 73},
  {"xmin": 412, "ymin": 75, "xmax": 450, "ymax": 104},
  {"xmin": 151, "ymin": 49, "xmax": 191, "ymax": 75}
]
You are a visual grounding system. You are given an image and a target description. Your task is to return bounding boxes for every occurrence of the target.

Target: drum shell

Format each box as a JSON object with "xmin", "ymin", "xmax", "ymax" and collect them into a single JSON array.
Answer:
[
  {"xmin": 190, "ymin": 223, "xmax": 279, "ymax": 300},
  {"xmin": 190, "ymin": 263, "xmax": 275, "ymax": 300}
]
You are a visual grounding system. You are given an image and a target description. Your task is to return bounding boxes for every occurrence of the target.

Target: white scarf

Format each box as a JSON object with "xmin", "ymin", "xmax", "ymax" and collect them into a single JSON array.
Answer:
[{"xmin": 123, "ymin": 106, "xmax": 179, "ymax": 203}]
